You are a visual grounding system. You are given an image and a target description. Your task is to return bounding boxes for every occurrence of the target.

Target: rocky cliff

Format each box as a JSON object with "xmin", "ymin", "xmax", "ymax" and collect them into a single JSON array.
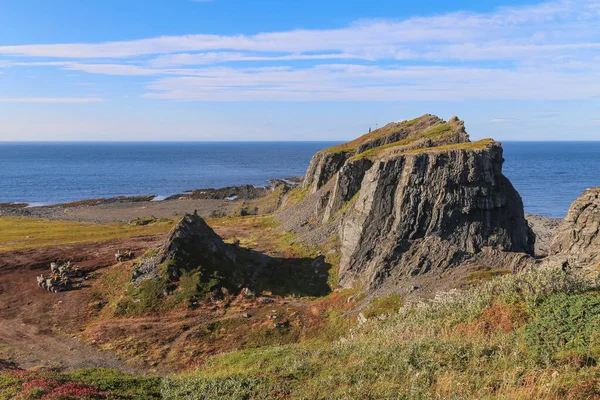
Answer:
[
  {"xmin": 548, "ymin": 187, "xmax": 600, "ymax": 270},
  {"xmin": 281, "ymin": 114, "xmax": 535, "ymax": 292},
  {"xmin": 337, "ymin": 140, "xmax": 534, "ymax": 289}
]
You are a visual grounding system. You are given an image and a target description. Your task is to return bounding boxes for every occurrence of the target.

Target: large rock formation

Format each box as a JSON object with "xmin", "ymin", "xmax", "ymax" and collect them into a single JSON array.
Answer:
[
  {"xmin": 548, "ymin": 187, "xmax": 600, "ymax": 270},
  {"xmin": 338, "ymin": 140, "xmax": 534, "ymax": 289},
  {"xmin": 280, "ymin": 114, "xmax": 535, "ymax": 291}
]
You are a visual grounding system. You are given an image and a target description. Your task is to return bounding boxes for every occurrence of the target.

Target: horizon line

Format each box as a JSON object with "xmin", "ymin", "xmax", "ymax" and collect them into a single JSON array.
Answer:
[{"xmin": 1, "ymin": 139, "xmax": 600, "ymax": 144}]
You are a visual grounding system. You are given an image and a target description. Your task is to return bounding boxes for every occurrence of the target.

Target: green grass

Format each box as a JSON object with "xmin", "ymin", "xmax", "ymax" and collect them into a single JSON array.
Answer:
[
  {"xmin": 182, "ymin": 268, "xmax": 600, "ymax": 399},
  {"xmin": 349, "ymin": 122, "xmax": 455, "ymax": 160},
  {"xmin": 363, "ymin": 293, "xmax": 403, "ymax": 318},
  {"xmin": 404, "ymin": 138, "xmax": 495, "ymax": 155},
  {"xmin": 464, "ymin": 267, "xmax": 512, "ymax": 283},
  {"xmin": 68, "ymin": 368, "xmax": 163, "ymax": 399},
  {"xmin": 0, "ymin": 217, "xmax": 174, "ymax": 253},
  {"xmin": 284, "ymin": 186, "xmax": 310, "ymax": 206}
]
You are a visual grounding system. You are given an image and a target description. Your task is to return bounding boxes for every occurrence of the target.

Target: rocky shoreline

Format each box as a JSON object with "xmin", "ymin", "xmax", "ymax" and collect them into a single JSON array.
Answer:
[{"xmin": 0, "ymin": 178, "xmax": 301, "ymax": 223}]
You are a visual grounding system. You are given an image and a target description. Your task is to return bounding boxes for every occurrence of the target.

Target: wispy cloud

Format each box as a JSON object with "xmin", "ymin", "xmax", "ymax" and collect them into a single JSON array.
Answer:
[
  {"xmin": 491, "ymin": 118, "xmax": 519, "ymax": 123},
  {"xmin": 0, "ymin": 97, "xmax": 103, "ymax": 103},
  {"xmin": 1, "ymin": 0, "xmax": 599, "ymax": 101},
  {"xmin": 592, "ymin": 119, "xmax": 600, "ymax": 123}
]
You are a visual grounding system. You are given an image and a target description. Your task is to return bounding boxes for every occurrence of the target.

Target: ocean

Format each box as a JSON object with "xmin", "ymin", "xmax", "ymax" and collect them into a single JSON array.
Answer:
[{"xmin": 0, "ymin": 141, "xmax": 598, "ymax": 219}]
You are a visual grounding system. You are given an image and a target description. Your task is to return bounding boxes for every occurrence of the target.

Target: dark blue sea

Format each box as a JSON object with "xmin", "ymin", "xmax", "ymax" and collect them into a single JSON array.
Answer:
[{"xmin": 0, "ymin": 142, "xmax": 598, "ymax": 218}]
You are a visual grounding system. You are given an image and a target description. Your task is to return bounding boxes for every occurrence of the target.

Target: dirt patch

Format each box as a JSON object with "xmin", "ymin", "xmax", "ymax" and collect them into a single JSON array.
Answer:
[{"xmin": 0, "ymin": 234, "xmax": 165, "ymax": 372}]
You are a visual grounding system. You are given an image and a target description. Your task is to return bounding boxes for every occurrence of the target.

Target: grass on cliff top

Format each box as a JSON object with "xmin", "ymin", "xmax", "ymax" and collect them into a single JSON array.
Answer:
[
  {"xmin": 324, "ymin": 116, "xmax": 423, "ymax": 154},
  {"xmin": 351, "ymin": 124, "xmax": 493, "ymax": 161},
  {"xmin": 402, "ymin": 138, "xmax": 495, "ymax": 155},
  {"xmin": 350, "ymin": 122, "xmax": 454, "ymax": 160},
  {"xmin": 0, "ymin": 216, "xmax": 174, "ymax": 252}
]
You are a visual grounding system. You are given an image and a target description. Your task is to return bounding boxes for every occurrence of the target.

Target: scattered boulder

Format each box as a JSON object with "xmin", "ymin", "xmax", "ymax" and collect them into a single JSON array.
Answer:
[{"xmin": 259, "ymin": 296, "xmax": 275, "ymax": 304}]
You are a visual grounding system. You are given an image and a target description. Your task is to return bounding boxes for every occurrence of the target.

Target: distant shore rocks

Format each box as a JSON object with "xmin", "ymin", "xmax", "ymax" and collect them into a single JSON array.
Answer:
[{"xmin": 164, "ymin": 179, "xmax": 296, "ymax": 201}]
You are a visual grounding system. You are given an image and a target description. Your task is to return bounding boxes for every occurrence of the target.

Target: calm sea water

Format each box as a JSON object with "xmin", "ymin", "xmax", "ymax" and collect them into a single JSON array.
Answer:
[
  {"xmin": 502, "ymin": 142, "xmax": 600, "ymax": 218},
  {"xmin": 0, "ymin": 141, "xmax": 598, "ymax": 218}
]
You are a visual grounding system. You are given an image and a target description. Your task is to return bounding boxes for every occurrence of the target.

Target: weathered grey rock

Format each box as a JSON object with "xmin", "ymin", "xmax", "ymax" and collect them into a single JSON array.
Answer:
[
  {"xmin": 338, "ymin": 141, "xmax": 535, "ymax": 289},
  {"xmin": 277, "ymin": 115, "xmax": 535, "ymax": 293},
  {"xmin": 548, "ymin": 187, "xmax": 600, "ymax": 270}
]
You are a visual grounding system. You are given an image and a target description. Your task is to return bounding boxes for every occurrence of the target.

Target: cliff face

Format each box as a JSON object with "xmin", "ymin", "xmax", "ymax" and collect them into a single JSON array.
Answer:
[
  {"xmin": 338, "ymin": 141, "xmax": 534, "ymax": 289},
  {"xmin": 282, "ymin": 114, "xmax": 535, "ymax": 292},
  {"xmin": 549, "ymin": 187, "xmax": 600, "ymax": 269}
]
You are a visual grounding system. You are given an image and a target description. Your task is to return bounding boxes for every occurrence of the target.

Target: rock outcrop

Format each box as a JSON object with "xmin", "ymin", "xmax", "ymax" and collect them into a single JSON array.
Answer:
[
  {"xmin": 132, "ymin": 212, "xmax": 241, "ymax": 292},
  {"xmin": 282, "ymin": 114, "xmax": 535, "ymax": 292},
  {"xmin": 165, "ymin": 180, "xmax": 292, "ymax": 201},
  {"xmin": 548, "ymin": 187, "xmax": 600, "ymax": 270}
]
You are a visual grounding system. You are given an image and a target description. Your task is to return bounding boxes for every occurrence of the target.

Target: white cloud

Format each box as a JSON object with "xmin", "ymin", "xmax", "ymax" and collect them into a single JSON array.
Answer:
[
  {"xmin": 139, "ymin": 64, "xmax": 600, "ymax": 101},
  {"xmin": 0, "ymin": 0, "xmax": 598, "ymax": 60},
  {"xmin": 0, "ymin": 97, "xmax": 103, "ymax": 103},
  {"xmin": 1, "ymin": 0, "xmax": 599, "ymax": 102},
  {"xmin": 591, "ymin": 119, "xmax": 600, "ymax": 123}
]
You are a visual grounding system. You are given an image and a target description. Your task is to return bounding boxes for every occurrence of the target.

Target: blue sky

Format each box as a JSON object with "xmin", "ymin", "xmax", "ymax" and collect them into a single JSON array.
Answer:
[{"xmin": 0, "ymin": 0, "xmax": 599, "ymax": 141}]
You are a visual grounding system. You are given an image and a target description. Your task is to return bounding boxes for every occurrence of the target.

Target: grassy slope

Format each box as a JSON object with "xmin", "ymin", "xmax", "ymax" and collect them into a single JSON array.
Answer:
[
  {"xmin": 4, "ymin": 268, "xmax": 600, "ymax": 399},
  {"xmin": 0, "ymin": 217, "xmax": 174, "ymax": 252}
]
